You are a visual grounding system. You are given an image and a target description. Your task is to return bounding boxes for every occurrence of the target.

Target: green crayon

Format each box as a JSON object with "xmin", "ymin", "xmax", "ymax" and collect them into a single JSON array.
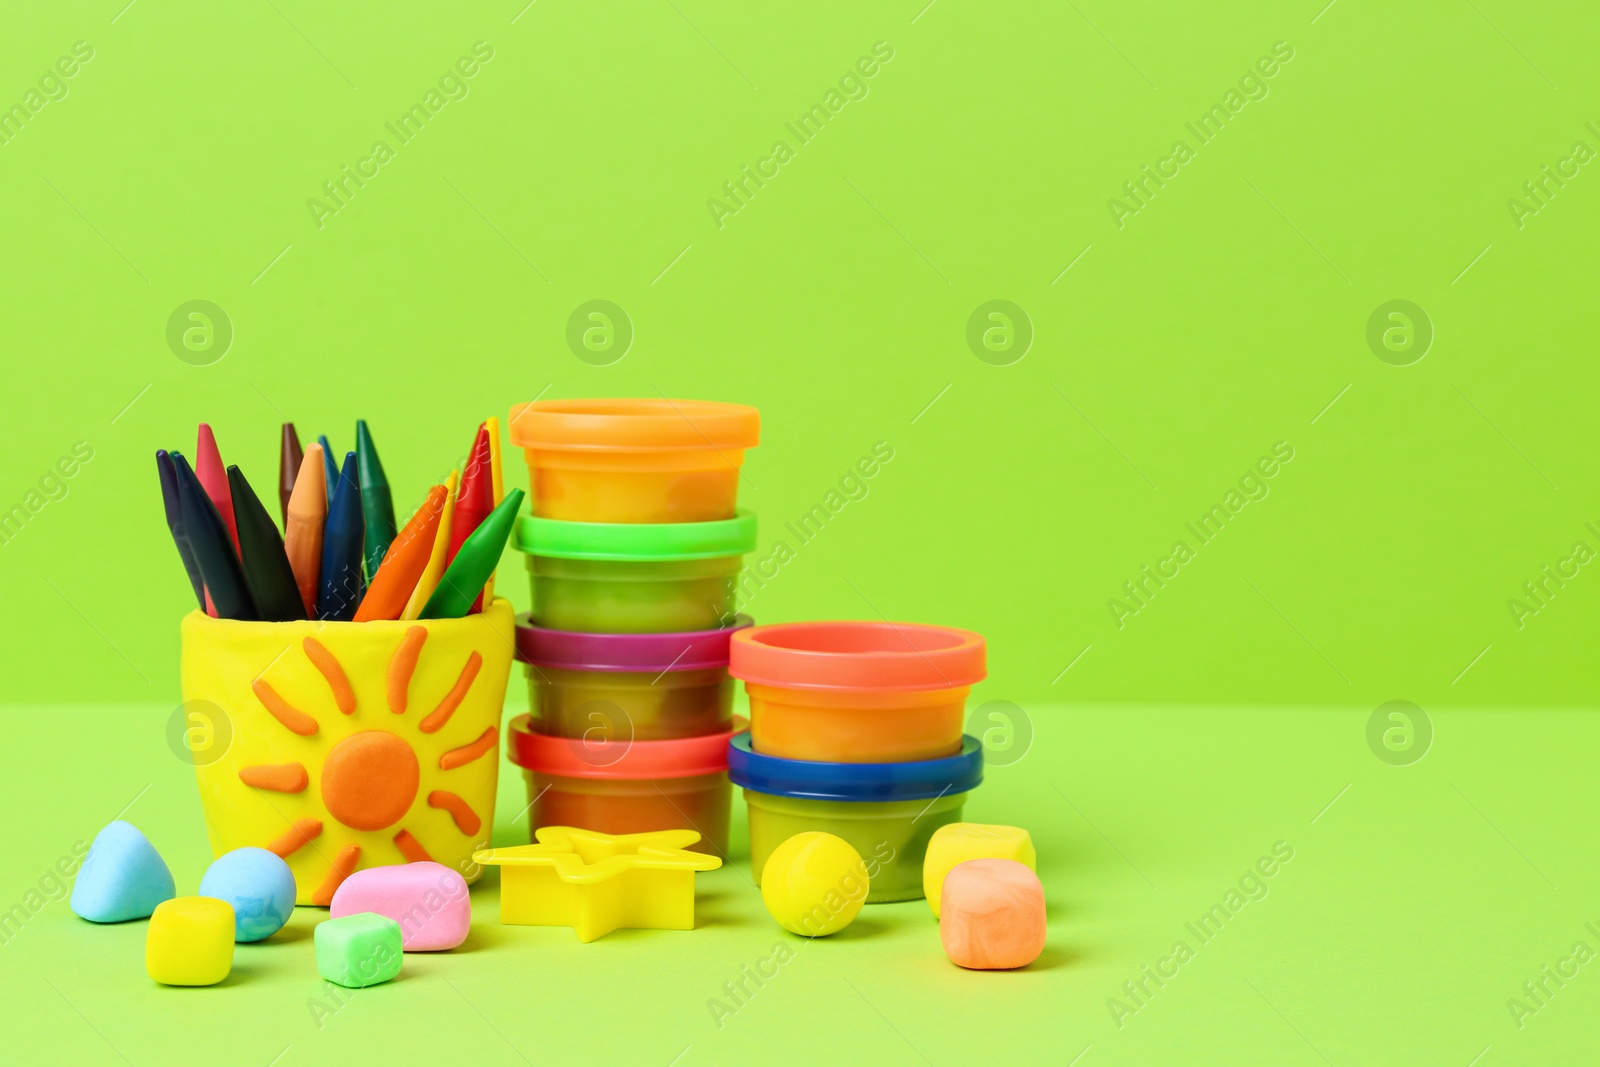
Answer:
[
  {"xmin": 355, "ymin": 419, "xmax": 397, "ymax": 580},
  {"xmin": 419, "ymin": 488, "xmax": 523, "ymax": 620}
]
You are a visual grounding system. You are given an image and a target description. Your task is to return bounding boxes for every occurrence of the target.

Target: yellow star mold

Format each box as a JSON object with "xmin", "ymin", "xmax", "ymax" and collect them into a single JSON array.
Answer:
[{"xmin": 474, "ymin": 826, "xmax": 721, "ymax": 942}]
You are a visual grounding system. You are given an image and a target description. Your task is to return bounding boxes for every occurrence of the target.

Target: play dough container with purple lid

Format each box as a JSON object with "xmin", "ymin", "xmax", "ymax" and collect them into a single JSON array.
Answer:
[
  {"xmin": 729, "ymin": 732, "xmax": 985, "ymax": 903},
  {"xmin": 516, "ymin": 510, "xmax": 757, "ymax": 634},
  {"xmin": 730, "ymin": 621, "xmax": 986, "ymax": 763},
  {"xmin": 516, "ymin": 614, "xmax": 750, "ymax": 740},
  {"xmin": 507, "ymin": 714, "xmax": 737, "ymax": 856}
]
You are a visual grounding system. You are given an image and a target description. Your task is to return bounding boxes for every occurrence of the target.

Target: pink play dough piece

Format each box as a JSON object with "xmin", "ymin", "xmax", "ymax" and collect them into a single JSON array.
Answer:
[
  {"xmin": 329, "ymin": 862, "xmax": 470, "ymax": 951},
  {"xmin": 939, "ymin": 858, "xmax": 1046, "ymax": 970}
]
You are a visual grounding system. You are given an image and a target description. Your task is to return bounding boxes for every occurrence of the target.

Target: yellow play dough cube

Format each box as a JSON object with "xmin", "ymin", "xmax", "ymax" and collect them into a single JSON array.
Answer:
[
  {"xmin": 146, "ymin": 897, "xmax": 235, "ymax": 986},
  {"xmin": 924, "ymin": 823, "xmax": 1036, "ymax": 917}
]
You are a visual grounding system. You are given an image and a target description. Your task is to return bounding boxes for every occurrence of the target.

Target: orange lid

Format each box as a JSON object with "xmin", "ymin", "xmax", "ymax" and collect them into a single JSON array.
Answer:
[
  {"xmin": 506, "ymin": 713, "xmax": 742, "ymax": 780},
  {"xmin": 729, "ymin": 621, "xmax": 986, "ymax": 692},
  {"xmin": 508, "ymin": 398, "xmax": 760, "ymax": 453}
]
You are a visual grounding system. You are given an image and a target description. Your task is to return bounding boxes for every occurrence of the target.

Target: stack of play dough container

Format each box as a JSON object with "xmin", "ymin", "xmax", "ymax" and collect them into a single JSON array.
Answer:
[
  {"xmin": 505, "ymin": 398, "xmax": 761, "ymax": 856},
  {"xmin": 727, "ymin": 621, "xmax": 988, "ymax": 902}
]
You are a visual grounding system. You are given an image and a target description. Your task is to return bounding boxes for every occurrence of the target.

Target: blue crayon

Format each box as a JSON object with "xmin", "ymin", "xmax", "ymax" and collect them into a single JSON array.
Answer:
[
  {"xmin": 157, "ymin": 450, "xmax": 206, "ymax": 609},
  {"xmin": 317, "ymin": 451, "xmax": 365, "ymax": 621},
  {"xmin": 318, "ymin": 435, "xmax": 338, "ymax": 509},
  {"xmin": 172, "ymin": 452, "xmax": 257, "ymax": 621}
]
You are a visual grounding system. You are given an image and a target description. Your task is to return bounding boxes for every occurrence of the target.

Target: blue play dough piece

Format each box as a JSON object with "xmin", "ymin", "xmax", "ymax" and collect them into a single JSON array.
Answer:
[
  {"xmin": 198, "ymin": 847, "xmax": 297, "ymax": 942},
  {"xmin": 70, "ymin": 821, "xmax": 176, "ymax": 923}
]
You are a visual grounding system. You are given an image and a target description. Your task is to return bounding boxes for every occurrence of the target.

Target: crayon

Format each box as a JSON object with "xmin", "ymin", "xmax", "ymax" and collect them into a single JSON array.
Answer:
[
  {"xmin": 420, "ymin": 489, "xmax": 525, "ymax": 620},
  {"xmin": 481, "ymin": 415, "xmax": 504, "ymax": 608},
  {"xmin": 355, "ymin": 419, "xmax": 397, "ymax": 580},
  {"xmin": 196, "ymin": 423, "xmax": 239, "ymax": 551},
  {"xmin": 354, "ymin": 484, "xmax": 448, "ymax": 622},
  {"xmin": 279, "ymin": 423, "xmax": 303, "ymax": 526},
  {"xmin": 317, "ymin": 452, "xmax": 365, "ymax": 622},
  {"xmin": 284, "ymin": 443, "xmax": 327, "ymax": 618},
  {"xmin": 446, "ymin": 423, "xmax": 493, "ymax": 566},
  {"xmin": 401, "ymin": 469, "xmax": 458, "ymax": 621},
  {"xmin": 172, "ymin": 452, "xmax": 257, "ymax": 621},
  {"xmin": 156, "ymin": 450, "xmax": 206, "ymax": 610},
  {"xmin": 228, "ymin": 465, "xmax": 307, "ymax": 622},
  {"xmin": 318, "ymin": 435, "xmax": 338, "ymax": 508}
]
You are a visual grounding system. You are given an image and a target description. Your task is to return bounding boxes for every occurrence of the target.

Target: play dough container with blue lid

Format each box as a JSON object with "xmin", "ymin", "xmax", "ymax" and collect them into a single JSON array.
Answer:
[
  {"xmin": 728, "ymin": 732, "xmax": 985, "ymax": 903},
  {"xmin": 516, "ymin": 614, "xmax": 750, "ymax": 740},
  {"xmin": 516, "ymin": 510, "xmax": 757, "ymax": 633}
]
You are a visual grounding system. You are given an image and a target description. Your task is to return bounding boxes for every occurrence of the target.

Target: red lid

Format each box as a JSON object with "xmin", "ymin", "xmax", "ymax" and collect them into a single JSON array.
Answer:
[
  {"xmin": 506, "ymin": 713, "xmax": 741, "ymax": 780},
  {"xmin": 729, "ymin": 621, "xmax": 985, "ymax": 692}
]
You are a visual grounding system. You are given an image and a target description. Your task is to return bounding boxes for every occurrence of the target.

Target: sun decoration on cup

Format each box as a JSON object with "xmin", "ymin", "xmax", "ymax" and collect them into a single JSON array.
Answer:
[{"xmin": 237, "ymin": 626, "xmax": 498, "ymax": 904}]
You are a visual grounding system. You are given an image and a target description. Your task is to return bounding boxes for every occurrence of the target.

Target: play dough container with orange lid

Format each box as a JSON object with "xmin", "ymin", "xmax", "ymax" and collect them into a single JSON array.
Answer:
[
  {"xmin": 178, "ymin": 601, "xmax": 517, "ymax": 905},
  {"xmin": 508, "ymin": 398, "xmax": 760, "ymax": 523},
  {"xmin": 517, "ymin": 510, "xmax": 756, "ymax": 634},
  {"xmin": 728, "ymin": 733, "xmax": 985, "ymax": 903},
  {"xmin": 729, "ymin": 621, "xmax": 986, "ymax": 763},
  {"xmin": 506, "ymin": 713, "xmax": 737, "ymax": 856},
  {"xmin": 516, "ymin": 614, "xmax": 750, "ymax": 740}
]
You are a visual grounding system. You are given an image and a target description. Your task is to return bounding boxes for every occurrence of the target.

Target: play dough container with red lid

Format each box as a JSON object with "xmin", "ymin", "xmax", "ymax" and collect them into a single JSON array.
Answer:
[
  {"xmin": 508, "ymin": 398, "xmax": 760, "ymax": 523},
  {"xmin": 517, "ymin": 510, "xmax": 756, "ymax": 634},
  {"xmin": 178, "ymin": 601, "xmax": 516, "ymax": 905},
  {"xmin": 516, "ymin": 614, "xmax": 750, "ymax": 741},
  {"xmin": 506, "ymin": 713, "xmax": 736, "ymax": 856},
  {"xmin": 729, "ymin": 621, "xmax": 986, "ymax": 763}
]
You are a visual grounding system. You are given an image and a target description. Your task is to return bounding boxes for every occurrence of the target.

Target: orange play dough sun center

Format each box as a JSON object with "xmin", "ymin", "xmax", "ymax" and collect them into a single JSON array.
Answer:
[{"xmin": 321, "ymin": 730, "xmax": 420, "ymax": 831}]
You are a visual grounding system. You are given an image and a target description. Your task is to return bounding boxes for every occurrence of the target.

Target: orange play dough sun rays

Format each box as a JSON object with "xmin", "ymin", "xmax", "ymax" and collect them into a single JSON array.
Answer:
[{"xmin": 220, "ymin": 617, "xmax": 507, "ymax": 902}]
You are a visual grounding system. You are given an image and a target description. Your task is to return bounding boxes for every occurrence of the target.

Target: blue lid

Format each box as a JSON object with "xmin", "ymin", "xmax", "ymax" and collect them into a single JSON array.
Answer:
[{"xmin": 727, "ymin": 733, "xmax": 983, "ymax": 802}]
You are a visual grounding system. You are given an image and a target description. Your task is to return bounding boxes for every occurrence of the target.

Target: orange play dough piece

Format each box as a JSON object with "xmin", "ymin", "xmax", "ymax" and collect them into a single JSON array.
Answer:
[{"xmin": 939, "ymin": 858, "xmax": 1046, "ymax": 970}]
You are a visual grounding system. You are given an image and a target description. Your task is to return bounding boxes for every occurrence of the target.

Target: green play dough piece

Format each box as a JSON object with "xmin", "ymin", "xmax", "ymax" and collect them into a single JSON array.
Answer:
[{"xmin": 315, "ymin": 912, "xmax": 402, "ymax": 988}]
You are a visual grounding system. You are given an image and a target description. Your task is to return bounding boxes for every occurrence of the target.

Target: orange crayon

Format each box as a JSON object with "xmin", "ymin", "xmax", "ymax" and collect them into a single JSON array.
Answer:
[
  {"xmin": 354, "ymin": 484, "xmax": 448, "ymax": 622},
  {"xmin": 283, "ymin": 443, "xmax": 328, "ymax": 617},
  {"xmin": 402, "ymin": 469, "xmax": 458, "ymax": 621}
]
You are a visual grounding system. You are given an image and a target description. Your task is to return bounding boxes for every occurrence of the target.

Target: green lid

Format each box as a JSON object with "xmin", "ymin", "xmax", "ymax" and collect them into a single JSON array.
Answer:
[{"xmin": 514, "ymin": 509, "xmax": 758, "ymax": 562}]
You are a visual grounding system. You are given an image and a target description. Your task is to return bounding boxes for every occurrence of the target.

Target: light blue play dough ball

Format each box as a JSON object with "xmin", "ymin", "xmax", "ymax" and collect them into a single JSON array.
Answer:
[{"xmin": 198, "ymin": 847, "xmax": 297, "ymax": 942}]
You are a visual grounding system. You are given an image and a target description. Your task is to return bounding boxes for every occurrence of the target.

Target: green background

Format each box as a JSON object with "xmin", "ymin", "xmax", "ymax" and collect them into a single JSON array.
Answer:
[{"xmin": 3, "ymin": 0, "xmax": 1598, "ymax": 1063}]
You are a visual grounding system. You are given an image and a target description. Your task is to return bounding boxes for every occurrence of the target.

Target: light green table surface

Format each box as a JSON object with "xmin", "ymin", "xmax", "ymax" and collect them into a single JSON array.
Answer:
[{"xmin": 4, "ymin": 702, "xmax": 1594, "ymax": 1065}]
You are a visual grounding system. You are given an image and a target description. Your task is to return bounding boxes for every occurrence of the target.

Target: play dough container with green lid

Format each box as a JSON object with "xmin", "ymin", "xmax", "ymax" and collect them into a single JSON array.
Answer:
[
  {"xmin": 508, "ymin": 398, "xmax": 760, "ymax": 523},
  {"xmin": 728, "ymin": 733, "xmax": 984, "ymax": 903},
  {"xmin": 516, "ymin": 614, "xmax": 750, "ymax": 740},
  {"xmin": 517, "ymin": 510, "xmax": 757, "ymax": 633},
  {"xmin": 730, "ymin": 620, "xmax": 986, "ymax": 763}
]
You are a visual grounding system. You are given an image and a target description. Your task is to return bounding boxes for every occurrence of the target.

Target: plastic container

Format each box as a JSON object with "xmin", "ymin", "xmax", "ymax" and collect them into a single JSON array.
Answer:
[
  {"xmin": 179, "ymin": 601, "xmax": 517, "ymax": 905},
  {"xmin": 729, "ymin": 621, "xmax": 986, "ymax": 763},
  {"xmin": 728, "ymin": 733, "xmax": 984, "ymax": 903},
  {"xmin": 507, "ymin": 714, "xmax": 737, "ymax": 856},
  {"xmin": 516, "ymin": 614, "xmax": 750, "ymax": 741},
  {"xmin": 508, "ymin": 398, "xmax": 760, "ymax": 523},
  {"xmin": 517, "ymin": 510, "xmax": 757, "ymax": 634}
]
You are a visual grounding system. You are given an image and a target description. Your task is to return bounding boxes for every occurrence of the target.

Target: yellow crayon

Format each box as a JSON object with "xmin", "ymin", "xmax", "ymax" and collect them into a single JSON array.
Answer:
[
  {"xmin": 482, "ymin": 416, "xmax": 504, "ymax": 605},
  {"xmin": 402, "ymin": 468, "xmax": 459, "ymax": 621}
]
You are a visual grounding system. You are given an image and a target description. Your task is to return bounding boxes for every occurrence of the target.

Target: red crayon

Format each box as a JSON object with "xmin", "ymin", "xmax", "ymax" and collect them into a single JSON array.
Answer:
[
  {"xmin": 446, "ymin": 424, "xmax": 494, "ymax": 612},
  {"xmin": 196, "ymin": 423, "xmax": 239, "ymax": 551}
]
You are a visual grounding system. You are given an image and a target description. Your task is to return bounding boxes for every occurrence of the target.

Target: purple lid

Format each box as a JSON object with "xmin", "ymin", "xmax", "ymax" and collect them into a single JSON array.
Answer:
[{"xmin": 514, "ymin": 613, "xmax": 752, "ymax": 672}]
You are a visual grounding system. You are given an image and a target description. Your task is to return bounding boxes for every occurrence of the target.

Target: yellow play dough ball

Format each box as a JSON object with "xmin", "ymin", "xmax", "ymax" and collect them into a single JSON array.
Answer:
[{"xmin": 760, "ymin": 832, "xmax": 869, "ymax": 936}]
